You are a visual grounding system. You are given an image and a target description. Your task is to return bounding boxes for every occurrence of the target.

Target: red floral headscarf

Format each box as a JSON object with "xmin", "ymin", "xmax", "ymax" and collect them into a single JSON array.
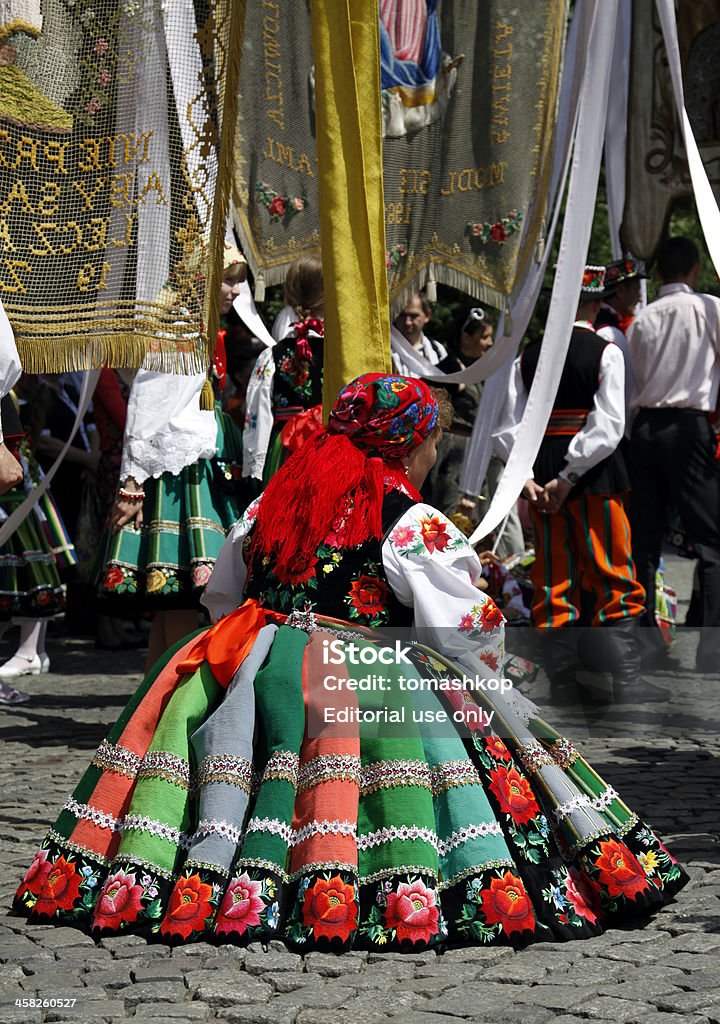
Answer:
[
  {"xmin": 250, "ymin": 373, "xmax": 439, "ymax": 584},
  {"xmin": 328, "ymin": 373, "xmax": 438, "ymax": 457}
]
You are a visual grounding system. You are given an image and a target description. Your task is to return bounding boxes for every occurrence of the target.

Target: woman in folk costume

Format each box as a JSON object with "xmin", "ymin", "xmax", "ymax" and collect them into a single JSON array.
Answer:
[
  {"xmin": 15, "ymin": 373, "xmax": 686, "ymax": 952},
  {"xmin": 243, "ymin": 254, "xmax": 325, "ymax": 487},
  {"xmin": 98, "ymin": 244, "xmax": 247, "ymax": 670},
  {"xmin": 0, "ymin": 386, "xmax": 77, "ymax": 704}
]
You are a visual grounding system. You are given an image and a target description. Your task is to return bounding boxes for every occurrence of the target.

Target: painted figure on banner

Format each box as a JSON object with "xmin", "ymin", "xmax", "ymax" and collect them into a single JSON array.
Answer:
[{"xmin": 379, "ymin": 0, "xmax": 463, "ymax": 138}]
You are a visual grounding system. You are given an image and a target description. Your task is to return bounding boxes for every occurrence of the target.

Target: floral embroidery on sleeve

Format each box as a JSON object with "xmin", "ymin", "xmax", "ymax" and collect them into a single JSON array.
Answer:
[
  {"xmin": 458, "ymin": 600, "xmax": 505, "ymax": 636},
  {"xmin": 390, "ymin": 509, "xmax": 468, "ymax": 559}
]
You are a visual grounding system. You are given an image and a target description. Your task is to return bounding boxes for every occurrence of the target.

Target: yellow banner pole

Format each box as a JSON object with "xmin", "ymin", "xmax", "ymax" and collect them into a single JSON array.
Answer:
[{"xmin": 310, "ymin": 0, "xmax": 392, "ymax": 418}]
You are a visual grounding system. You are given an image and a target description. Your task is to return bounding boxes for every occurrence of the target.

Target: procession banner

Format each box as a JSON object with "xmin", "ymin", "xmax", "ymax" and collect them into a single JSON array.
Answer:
[
  {"xmin": 622, "ymin": 0, "xmax": 720, "ymax": 261},
  {"xmin": 233, "ymin": 0, "xmax": 567, "ymax": 311},
  {"xmin": 310, "ymin": 0, "xmax": 392, "ymax": 413},
  {"xmin": 0, "ymin": 0, "xmax": 242, "ymax": 374}
]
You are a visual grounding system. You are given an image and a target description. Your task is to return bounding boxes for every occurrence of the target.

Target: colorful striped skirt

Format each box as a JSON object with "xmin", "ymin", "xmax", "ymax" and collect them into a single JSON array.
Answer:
[
  {"xmin": 98, "ymin": 412, "xmax": 243, "ymax": 611},
  {"xmin": 0, "ymin": 444, "xmax": 77, "ymax": 621},
  {"xmin": 15, "ymin": 608, "xmax": 687, "ymax": 952}
]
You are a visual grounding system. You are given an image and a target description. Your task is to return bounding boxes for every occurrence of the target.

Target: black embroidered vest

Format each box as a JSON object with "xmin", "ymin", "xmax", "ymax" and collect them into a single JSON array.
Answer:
[
  {"xmin": 272, "ymin": 335, "xmax": 324, "ymax": 415},
  {"xmin": 242, "ymin": 490, "xmax": 416, "ymax": 628},
  {"xmin": 521, "ymin": 327, "xmax": 629, "ymax": 495}
]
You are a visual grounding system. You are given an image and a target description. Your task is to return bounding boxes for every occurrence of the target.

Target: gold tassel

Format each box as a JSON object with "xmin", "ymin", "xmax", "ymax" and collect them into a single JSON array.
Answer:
[
  {"xmin": 425, "ymin": 265, "xmax": 437, "ymax": 303},
  {"xmin": 200, "ymin": 377, "xmax": 215, "ymax": 410}
]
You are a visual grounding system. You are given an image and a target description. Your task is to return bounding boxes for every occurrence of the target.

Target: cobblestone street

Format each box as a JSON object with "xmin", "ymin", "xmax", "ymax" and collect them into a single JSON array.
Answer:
[{"xmin": 0, "ymin": 555, "xmax": 718, "ymax": 1024}]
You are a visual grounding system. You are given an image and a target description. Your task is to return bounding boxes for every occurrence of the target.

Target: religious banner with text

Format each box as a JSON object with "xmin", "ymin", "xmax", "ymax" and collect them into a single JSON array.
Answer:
[
  {"xmin": 0, "ymin": 0, "xmax": 241, "ymax": 373},
  {"xmin": 622, "ymin": 0, "xmax": 720, "ymax": 261},
  {"xmin": 233, "ymin": 0, "xmax": 567, "ymax": 310}
]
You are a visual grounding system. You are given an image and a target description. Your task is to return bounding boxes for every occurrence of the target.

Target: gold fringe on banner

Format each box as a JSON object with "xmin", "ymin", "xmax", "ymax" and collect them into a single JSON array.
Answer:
[{"xmin": 16, "ymin": 336, "xmax": 206, "ymax": 376}]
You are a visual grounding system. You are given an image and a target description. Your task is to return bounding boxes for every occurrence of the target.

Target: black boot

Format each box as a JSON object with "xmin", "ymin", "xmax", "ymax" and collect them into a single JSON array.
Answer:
[
  {"xmin": 539, "ymin": 630, "xmax": 580, "ymax": 706},
  {"xmin": 599, "ymin": 618, "xmax": 671, "ymax": 704}
]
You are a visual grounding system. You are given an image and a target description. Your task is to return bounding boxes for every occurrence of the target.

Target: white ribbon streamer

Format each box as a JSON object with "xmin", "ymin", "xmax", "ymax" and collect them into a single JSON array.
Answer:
[
  {"xmin": 0, "ymin": 372, "xmax": 100, "ymax": 546},
  {"xmin": 604, "ymin": 3, "xmax": 631, "ymax": 260},
  {"xmin": 459, "ymin": 0, "xmax": 595, "ymax": 498},
  {"xmin": 232, "ymin": 280, "xmax": 276, "ymax": 348},
  {"xmin": 655, "ymin": 0, "xmax": 720, "ymax": 280},
  {"xmin": 469, "ymin": 0, "xmax": 618, "ymax": 544}
]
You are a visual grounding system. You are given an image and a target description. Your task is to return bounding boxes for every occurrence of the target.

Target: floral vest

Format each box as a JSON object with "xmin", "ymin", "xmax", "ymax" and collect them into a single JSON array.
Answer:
[
  {"xmin": 242, "ymin": 490, "xmax": 415, "ymax": 628},
  {"xmin": 272, "ymin": 335, "xmax": 324, "ymax": 414}
]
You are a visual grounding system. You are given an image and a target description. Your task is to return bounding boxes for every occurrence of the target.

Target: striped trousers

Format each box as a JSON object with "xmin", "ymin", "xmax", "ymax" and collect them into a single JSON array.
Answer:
[{"xmin": 529, "ymin": 494, "xmax": 645, "ymax": 630}]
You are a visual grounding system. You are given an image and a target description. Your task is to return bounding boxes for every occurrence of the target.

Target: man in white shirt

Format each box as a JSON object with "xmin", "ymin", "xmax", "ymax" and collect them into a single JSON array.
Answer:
[
  {"xmin": 392, "ymin": 292, "xmax": 447, "ymax": 373},
  {"xmin": 595, "ymin": 256, "xmax": 646, "ymax": 417},
  {"xmin": 626, "ymin": 236, "xmax": 720, "ymax": 672},
  {"xmin": 494, "ymin": 266, "xmax": 667, "ymax": 705}
]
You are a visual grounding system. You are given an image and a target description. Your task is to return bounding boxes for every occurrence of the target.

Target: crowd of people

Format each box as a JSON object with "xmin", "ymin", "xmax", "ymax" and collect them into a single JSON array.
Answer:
[
  {"xmin": 1, "ymin": 229, "xmax": 718, "ymax": 955},
  {"xmin": 1, "ymin": 238, "xmax": 719, "ymax": 710}
]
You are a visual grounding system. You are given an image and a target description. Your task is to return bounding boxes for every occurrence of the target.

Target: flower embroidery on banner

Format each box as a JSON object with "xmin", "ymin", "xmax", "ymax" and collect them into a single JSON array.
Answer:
[
  {"xmin": 33, "ymin": 856, "xmax": 82, "ymax": 915},
  {"xmin": 255, "ymin": 182, "xmax": 307, "ymax": 224},
  {"xmin": 488, "ymin": 765, "xmax": 541, "ymax": 825},
  {"xmin": 302, "ymin": 875, "xmax": 358, "ymax": 942},
  {"xmin": 214, "ymin": 873, "xmax": 266, "ymax": 937},
  {"xmin": 93, "ymin": 869, "xmax": 144, "ymax": 930},
  {"xmin": 384, "ymin": 879, "xmax": 439, "ymax": 944},
  {"xmin": 159, "ymin": 874, "xmax": 214, "ymax": 939},
  {"xmin": 593, "ymin": 839, "xmax": 651, "ymax": 900},
  {"xmin": 479, "ymin": 870, "xmax": 535, "ymax": 936}
]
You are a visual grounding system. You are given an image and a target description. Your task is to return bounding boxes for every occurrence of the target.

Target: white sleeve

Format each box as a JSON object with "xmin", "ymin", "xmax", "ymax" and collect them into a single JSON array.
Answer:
[
  {"xmin": 559, "ymin": 343, "xmax": 625, "ymax": 482},
  {"xmin": 596, "ymin": 324, "xmax": 636, "ymax": 423},
  {"xmin": 201, "ymin": 497, "xmax": 262, "ymax": 622},
  {"xmin": 382, "ymin": 503, "xmax": 506, "ymax": 677},
  {"xmin": 242, "ymin": 347, "xmax": 275, "ymax": 479},
  {"xmin": 491, "ymin": 357, "xmax": 527, "ymax": 466},
  {"xmin": 0, "ymin": 299, "xmax": 22, "ymax": 443},
  {"xmin": 120, "ymin": 369, "xmax": 218, "ymax": 483}
]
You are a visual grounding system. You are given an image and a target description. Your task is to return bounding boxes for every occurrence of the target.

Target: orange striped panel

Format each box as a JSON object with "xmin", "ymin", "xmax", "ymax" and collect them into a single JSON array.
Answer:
[
  {"xmin": 290, "ymin": 631, "xmax": 360, "ymax": 872},
  {"xmin": 67, "ymin": 634, "xmax": 201, "ymax": 857}
]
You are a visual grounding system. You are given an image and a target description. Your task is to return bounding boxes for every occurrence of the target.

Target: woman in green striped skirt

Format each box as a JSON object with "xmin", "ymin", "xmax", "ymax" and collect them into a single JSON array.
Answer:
[
  {"xmin": 0, "ymin": 393, "xmax": 77, "ymax": 700},
  {"xmin": 98, "ymin": 247, "xmax": 247, "ymax": 670},
  {"xmin": 16, "ymin": 374, "xmax": 688, "ymax": 952}
]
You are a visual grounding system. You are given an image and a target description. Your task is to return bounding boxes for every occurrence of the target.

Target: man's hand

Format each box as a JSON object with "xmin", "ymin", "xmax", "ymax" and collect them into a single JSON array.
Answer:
[
  {"xmin": 521, "ymin": 478, "xmax": 545, "ymax": 505},
  {"xmin": 456, "ymin": 495, "xmax": 479, "ymax": 515},
  {"xmin": 542, "ymin": 476, "xmax": 573, "ymax": 514},
  {"xmin": 0, "ymin": 442, "xmax": 23, "ymax": 495}
]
